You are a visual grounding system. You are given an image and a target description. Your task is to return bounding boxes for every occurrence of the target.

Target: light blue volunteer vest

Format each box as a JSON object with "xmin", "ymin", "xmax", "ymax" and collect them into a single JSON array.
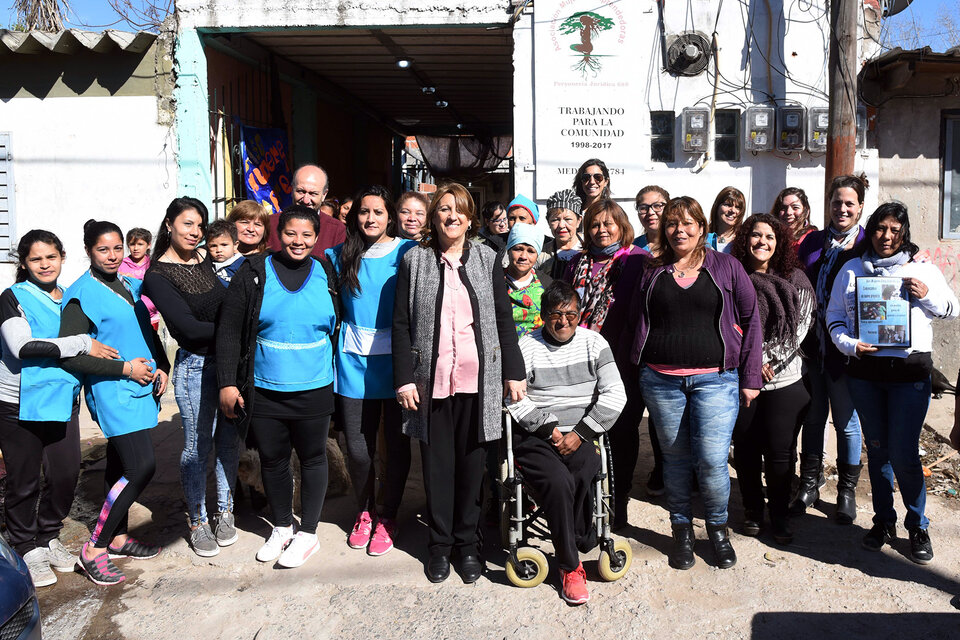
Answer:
[
  {"xmin": 63, "ymin": 271, "xmax": 159, "ymax": 438},
  {"xmin": 326, "ymin": 238, "xmax": 414, "ymax": 399},
  {"xmin": 254, "ymin": 256, "xmax": 336, "ymax": 392},
  {"xmin": 9, "ymin": 281, "xmax": 82, "ymax": 422}
]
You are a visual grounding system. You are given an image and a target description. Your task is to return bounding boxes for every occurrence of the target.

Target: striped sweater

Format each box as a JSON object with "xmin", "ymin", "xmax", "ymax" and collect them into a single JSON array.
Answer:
[{"xmin": 506, "ymin": 327, "xmax": 626, "ymax": 440}]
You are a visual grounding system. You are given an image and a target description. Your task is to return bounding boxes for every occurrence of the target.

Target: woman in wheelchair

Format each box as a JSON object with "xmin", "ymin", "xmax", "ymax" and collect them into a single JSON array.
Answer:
[{"xmin": 504, "ymin": 281, "xmax": 628, "ymax": 605}]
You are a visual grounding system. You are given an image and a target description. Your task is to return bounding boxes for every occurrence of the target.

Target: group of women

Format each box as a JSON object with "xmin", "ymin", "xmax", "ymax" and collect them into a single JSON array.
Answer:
[{"xmin": 2, "ymin": 157, "xmax": 956, "ymax": 592}]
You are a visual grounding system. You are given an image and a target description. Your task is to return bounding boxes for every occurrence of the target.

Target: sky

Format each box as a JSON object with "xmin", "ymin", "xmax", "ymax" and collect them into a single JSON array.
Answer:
[{"xmin": 1, "ymin": 0, "xmax": 953, "ymax": 48}]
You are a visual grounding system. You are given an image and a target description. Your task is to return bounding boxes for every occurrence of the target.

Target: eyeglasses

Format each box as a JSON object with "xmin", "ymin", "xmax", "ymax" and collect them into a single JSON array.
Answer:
[
  {"xmin": 581, "ymin": 173, "xmax": 605, "ymax": 184},
  {"xmin": 489, "ymin": 217, "xmax": 508, "ymax": 227},
  {"xmin": 545, "ymin": 310, "xmax": 580, "ymax": 322},
  {"xmin": 637, "ymin": 202, "xmax": 666, "ymax": 214}
]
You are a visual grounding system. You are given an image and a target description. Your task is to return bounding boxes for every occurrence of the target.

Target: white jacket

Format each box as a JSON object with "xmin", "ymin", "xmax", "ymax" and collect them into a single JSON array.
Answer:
[{"xmin": 827, "ymin": 257, "xmax": 959, "ymax": 358}]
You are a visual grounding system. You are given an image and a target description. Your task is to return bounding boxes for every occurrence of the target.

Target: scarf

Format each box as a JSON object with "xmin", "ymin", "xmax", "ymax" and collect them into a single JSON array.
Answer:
[
  {"xmin": 571, "ymin": 246, "xmax": 632, "ymax": 331},
  {"xmin": 814, "ymin": 225, "xmax": 860, "ymax": 364},
  {"xmin": 589, "ymin": 242, "xmax": 622, "ymax": 258},
  {"xmin": 506, "ymin": 273, "xmax": 545, "ymax": 337},
  {"xmin": 861, "ymin": 249, "xmax": 911, "ymax": 276},
  {"xmin": 750, "ymin": 269, "xmax": 816, "ymax": 364}
]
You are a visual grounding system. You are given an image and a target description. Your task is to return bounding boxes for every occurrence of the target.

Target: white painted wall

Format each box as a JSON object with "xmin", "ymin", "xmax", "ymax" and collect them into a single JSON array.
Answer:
[
  {"xmin": 177, "ymin": 0, "xmax": 511, "ymax": 29},
  {"xmin": 514, "ymin": 1, "xmax": 880, "ymax": 235},
  {"xmin": 0, "ymin": 96, "xmax": 177, "ymax": 288}
]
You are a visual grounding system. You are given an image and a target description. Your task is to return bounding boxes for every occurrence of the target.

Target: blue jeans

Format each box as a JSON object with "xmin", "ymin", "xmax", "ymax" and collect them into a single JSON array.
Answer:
[
  {"xmin": 640, "ymin": 367, "xmax": 740, "ymax": 526},
  {"xmin": 801, "ymin": 366, "xmax": 862, "ymax": 466},
  {"xmin": 174, "ymin": 349, "xmax": 239, "ymax": 526},
  {"xmin": 847, "ymin": 376, "xmax": 930, "ymax": 530}
]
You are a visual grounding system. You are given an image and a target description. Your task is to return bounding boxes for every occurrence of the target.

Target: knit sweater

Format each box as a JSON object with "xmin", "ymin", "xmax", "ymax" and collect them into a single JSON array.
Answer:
[
  {"xmin": 506, "ymin": 327, "xmax": 626, "ymax": 440},
  {"xmin": 392, "ymin": 241, "xmax": 524, "ymax": 444}
]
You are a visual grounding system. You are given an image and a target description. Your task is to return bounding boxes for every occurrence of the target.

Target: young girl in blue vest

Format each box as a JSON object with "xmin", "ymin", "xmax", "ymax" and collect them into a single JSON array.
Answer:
[
  {"xmin": 0, "ymin": 230, "xmax": 119, "ymax": 587},
  {"xmin": 326, "ymin": 185, "xmax": 416, "ymax": 556},
  {"xmin": 60, "ymin": 220, "xmax": 170, "ymax": 585},
  {"xmin": 217, "ymin": 205, "xmax": 339, "ymax": 569}
]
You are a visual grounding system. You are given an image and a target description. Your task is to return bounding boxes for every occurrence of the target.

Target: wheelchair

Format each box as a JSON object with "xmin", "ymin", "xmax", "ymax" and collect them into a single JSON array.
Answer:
[{"xmin": 499, "ymin": 412, "xmax": 633, "ymax": 588}]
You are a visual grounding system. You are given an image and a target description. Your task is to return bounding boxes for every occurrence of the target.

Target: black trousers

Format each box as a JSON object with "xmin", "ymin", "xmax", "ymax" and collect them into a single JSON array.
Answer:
[
  {"xmin": 250, "ymin": 414, "xmax": 330, "ymax": 534},
  {"xmin": 420, "ymin": 394, "xmax": 485, "ymax": 557},
  {"xmin": 514, "ymin": 434, "xmax": 600, "ymax": 571},
  {"xmin": 92, "ymin": 429, "xmax": 156, "ymax": 548},
  {"xmin": 608, "ymin": 391, "xmax": 661, "ymax": 507},
  {"xmin": 0, "ymin": 401, "xmax": 80, "ymax": 556},
  {"xmin": 733, "ymin": 380, "xmax": 811, "ymax": 518},
  {"xmin": 335, "ymin": 395, "xmax": 409, "ymax": 519}
]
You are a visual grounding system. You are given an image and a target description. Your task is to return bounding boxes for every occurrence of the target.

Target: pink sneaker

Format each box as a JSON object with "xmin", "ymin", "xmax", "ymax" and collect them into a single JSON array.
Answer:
[
  {"xmin": 367, "ymin": 518, "xmax": 396, "ymax": 556},
  {"xmin": 348, "ymin": 511, "xmax": 373, "ymax": 549}
]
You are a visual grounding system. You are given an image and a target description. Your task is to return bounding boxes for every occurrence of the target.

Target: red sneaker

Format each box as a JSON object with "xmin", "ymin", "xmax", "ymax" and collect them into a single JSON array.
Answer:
[{"xmin": 560, "ymin": 562, "xmax": 589, "ymax": 605}]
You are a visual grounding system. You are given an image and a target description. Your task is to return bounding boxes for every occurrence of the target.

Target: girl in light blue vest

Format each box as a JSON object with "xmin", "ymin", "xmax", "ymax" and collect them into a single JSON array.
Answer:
[
  {"xmin": 0, "ymin": 230, "xmax": 120, "ymax": 588},
  {"xmin": 326, "ymin": 185, "xmax": 415, "ymax": 556},
  {"xmin": 61, "ymin": 220, "xmax": 170, "ymax": 586}
]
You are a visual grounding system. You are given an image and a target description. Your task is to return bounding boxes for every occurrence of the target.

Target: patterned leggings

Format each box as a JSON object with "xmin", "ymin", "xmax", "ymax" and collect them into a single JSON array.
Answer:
[{"xmin": 90, "ymin": 429, "xmax": 156, "ymax": 548}]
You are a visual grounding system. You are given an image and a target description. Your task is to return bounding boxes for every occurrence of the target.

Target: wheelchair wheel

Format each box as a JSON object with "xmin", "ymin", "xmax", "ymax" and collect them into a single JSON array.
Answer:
[
  {"xmin": 505, "ymin": 547, "xmax": 549, "ymax": 588},
  {"xmin": 598, "ymin": 539, "xmax": 632, "ymax": 582}
]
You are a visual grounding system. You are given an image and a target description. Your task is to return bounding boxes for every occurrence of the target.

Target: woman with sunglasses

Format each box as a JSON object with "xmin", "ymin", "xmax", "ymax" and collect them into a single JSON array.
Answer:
[
  {"xmin": 573, "ymin": 159, "xmax": 611, "ymax": 213},
  {"xmin": 633, "ymin": 186, "xmax": 669, "ymax": 257}
]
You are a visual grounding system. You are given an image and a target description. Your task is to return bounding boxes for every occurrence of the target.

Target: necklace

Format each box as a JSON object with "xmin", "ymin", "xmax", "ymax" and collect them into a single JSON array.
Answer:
[{"xmin": 673, "ymin": 256, "xmax": 702, "ymax": 278}]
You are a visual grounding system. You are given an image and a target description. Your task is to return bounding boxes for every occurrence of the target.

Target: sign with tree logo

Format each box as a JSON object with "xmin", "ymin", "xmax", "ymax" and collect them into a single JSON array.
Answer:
[{"xmin": 533, "ymin": 0, "xmax": 646, "ymax": 200}]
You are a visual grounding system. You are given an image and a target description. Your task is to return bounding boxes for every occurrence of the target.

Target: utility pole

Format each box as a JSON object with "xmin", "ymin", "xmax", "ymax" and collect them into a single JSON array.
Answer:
[{"xmin": 825, "ymin": 0, "xmax": 859, "ymax": 208}]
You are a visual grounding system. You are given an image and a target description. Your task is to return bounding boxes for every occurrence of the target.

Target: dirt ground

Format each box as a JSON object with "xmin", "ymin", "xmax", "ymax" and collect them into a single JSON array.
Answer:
[{"xmin": 12, "ymin": 394, "xmax": 960, "ymax": 639}]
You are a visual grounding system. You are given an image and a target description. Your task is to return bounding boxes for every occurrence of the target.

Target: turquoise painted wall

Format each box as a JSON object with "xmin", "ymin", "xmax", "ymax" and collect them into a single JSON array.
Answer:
[{"xmin": 174, "ymin": 29, "xmax": 213, "ymax": 209}]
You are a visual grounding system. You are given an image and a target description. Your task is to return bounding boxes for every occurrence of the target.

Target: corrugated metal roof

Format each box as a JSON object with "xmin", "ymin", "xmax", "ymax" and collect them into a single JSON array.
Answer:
[{"xmin": 0, "ymin": 29, "xmax": 156, "ymax": 55}]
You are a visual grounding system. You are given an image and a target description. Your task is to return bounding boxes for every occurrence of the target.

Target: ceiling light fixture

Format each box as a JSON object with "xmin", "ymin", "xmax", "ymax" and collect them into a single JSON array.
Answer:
[
  {"xmin": 421, "ymin": 86, "xmax": 436, "ymax": 94},
  {"xmin": 436, "ymin": 100, "xmax": 449, "ymax": 108},
  {"xmin": 396, "ymin": 58, "xmax": 412, "ymax": 69}
]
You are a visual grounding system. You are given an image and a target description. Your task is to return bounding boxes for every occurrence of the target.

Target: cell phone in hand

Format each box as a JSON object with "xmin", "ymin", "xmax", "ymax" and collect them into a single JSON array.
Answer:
[{"xmin": 234, "ymin": 401, "xmax": 247, "ymax": 422}]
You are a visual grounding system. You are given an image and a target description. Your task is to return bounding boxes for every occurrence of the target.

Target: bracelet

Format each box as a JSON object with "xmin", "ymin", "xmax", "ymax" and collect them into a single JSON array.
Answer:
[{"xmin": 124, "ymin": 361, "xmax": 131, "ymax": 379}]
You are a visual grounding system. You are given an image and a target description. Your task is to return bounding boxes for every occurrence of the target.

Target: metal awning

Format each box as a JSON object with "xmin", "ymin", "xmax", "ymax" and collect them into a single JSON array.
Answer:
[
  {"xmin": 211, "ymin": 26, "xmax": 514, "ymax": 137},
  {"xmin": 0, "ymin": 29, "xmax": 157, "ymax": 55}
]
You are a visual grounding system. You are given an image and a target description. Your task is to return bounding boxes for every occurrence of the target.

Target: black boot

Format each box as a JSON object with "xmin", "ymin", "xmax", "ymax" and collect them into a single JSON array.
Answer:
[
  {"xmin": 788, "ymin": 453, "xmax": 824, "ymax": 515},
  {"xmin": 835, "ymin": 462, "xmax": 862, "ymax": 525},
  {"xmin": 706, "ymin": 523, "xmax": 737, "ymax": 569},
  {"xmin": 669, "ymin": 523, "xmax": 696, "ymax": 570}
]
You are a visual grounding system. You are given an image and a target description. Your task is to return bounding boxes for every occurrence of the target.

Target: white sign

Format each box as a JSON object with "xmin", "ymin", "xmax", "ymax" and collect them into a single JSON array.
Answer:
[{"xmin": 533, "ymin": 0, "xmax": 645, "ymax": 200}]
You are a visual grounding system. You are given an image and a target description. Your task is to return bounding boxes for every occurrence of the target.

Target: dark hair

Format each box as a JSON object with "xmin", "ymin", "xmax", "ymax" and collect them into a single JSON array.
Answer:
[
  {"xmin": 153, "ymin": 197, "xmax": 209, "ymax": 262},
  {"xmin": 422, "ymin": 183, "xmax": 481, "ymax": 248},
  {"xmin": 340, "ymin": 185, "xmax": 397, "ymax": 295},
  {"xmin": 656, "ymin": 196, "xmax": 708, "ymax": 267},
  {"xmin": 731, "ymin": 213, "xmax": 799, "ymax": 277},
  {"xmin": 206, "ymin": 218, "xmax": 238, "ymax": 243},
  {"xmin": 540, "ymin": 280, "xmax": 581, "ymax": 315},
  {"xmin": 15, "ymin": 229, "xmax": 65, "ymax": 283},
  {"xmin": 862, "ymin": 201, "xmax": 918, "ymax": 258},
  {"xmin": 770, "ymin": 187, "xmax": 813, "ymax": 240},
  {"xmin": 83, "ymin": 219, "xmax": 123, "ymax": 252},
  {"xmin": 828, "ymin": 173, "xmax": 869, "ymax": 205},
  {"xmin": 481, "ymin": 200, "xmax": 505, "ymax": 222},
  {"xmin": 126, "ymin": 227, "xmax": 152, "ymax": 249},
  {"xmin": 709, "ymin": 187, "xmax": 746, "ymax": 234},
  {"xmin": 278, "ymin": 204, "xmax": 320, "ymax": 235},
  {"xmin": 319, "ymin": 199, "xmax": 339, "ymax": 214},
  {"xmin": 573, "ymin": 158, "xmax": 611, "ymax": 204},
  {"xmin": 582, "ymin": 198, "xmax": 635, "ymax": 251}
]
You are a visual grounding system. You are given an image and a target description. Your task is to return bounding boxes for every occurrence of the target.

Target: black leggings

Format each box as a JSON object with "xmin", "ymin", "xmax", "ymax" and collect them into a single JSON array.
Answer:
[
  {"xmin": 0, "ymin": 401, "xmax": 81, "ymax": 556},
  {"xmin": 91, "ymin": 429, "xmax": 156, "ymax": 548},
  {"xmin": 335, "ymin": 395, "xmax": 408, "ymax": 519},
  {"xmin": 250, "ymin": 414, "xmax": 330, "ymax": 534},
  {"xmin": 732, "ymin": 380, "xmax": 811, "ymax": 518}
]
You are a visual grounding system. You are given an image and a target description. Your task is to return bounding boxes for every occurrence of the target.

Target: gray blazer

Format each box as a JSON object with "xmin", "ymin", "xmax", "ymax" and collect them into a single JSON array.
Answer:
[{"xmin": 392, "ymin": 241, "xmax": 525, "ymax": 444}]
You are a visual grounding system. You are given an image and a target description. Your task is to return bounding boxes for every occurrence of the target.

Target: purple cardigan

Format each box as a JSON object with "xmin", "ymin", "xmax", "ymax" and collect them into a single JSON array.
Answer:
[{"xmin": 624, "ymin": 250, "xmax": 763, "ymax": 389}]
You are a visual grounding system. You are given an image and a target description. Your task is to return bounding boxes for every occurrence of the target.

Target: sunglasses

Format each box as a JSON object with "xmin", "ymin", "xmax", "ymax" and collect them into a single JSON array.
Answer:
[
  {"xmin": 581, "ymin": 173, "xmax": 605, "ymax": 184},
  {"xmin": 545, "ymin": 310, "xmax": 580, "ymax": 322}
]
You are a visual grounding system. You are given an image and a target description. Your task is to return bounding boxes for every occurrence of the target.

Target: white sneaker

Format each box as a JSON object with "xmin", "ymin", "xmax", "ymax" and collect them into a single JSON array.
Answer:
[
  {"xmin": 256, "ymin": 526, "xmax": 295, "ymax": 562},
  {"xmin": 277, "ymin": 532, "xmax": 319, "ymax": 568},
  {"xmin": 23, "ymin": 548, "xmax": 56, "ymax": 587},
  {"xmin": 46, "ymin": 539, "xmax": 77, "ymax": 572}
]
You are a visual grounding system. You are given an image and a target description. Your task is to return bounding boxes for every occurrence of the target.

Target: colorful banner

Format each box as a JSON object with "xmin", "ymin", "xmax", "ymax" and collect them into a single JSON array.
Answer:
[
  {"xmin": 533, "ymin": 0, "xmax": 646, "ymax": 199},
  {"xmin": 240, "ymin": 125, "xmax": 293, "ymax": 214}
]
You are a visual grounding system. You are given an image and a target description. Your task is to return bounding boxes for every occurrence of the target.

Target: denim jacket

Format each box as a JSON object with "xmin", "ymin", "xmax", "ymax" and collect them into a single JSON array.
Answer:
[{"xmin": 624, "ymin": 249, "xmax": 763, "ymax": 389}]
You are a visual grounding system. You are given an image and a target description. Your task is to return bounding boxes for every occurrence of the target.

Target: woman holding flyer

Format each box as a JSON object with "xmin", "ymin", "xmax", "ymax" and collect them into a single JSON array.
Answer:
[{"xmin": 827, "ymin": 202, "xmax": 958, "ymax": 565}]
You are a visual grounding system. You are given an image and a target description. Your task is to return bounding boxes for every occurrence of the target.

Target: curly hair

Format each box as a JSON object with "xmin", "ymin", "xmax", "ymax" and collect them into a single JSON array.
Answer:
[{"xmin": 730, "ymin": 213, "xmax": 799, "ymax": 277}]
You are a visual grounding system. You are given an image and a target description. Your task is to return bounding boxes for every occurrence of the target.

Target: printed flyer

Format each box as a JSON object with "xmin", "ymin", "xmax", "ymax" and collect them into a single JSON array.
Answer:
[{"xmin": 855, "ymin": 276, "xmax": 911, "ymax": 347}]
